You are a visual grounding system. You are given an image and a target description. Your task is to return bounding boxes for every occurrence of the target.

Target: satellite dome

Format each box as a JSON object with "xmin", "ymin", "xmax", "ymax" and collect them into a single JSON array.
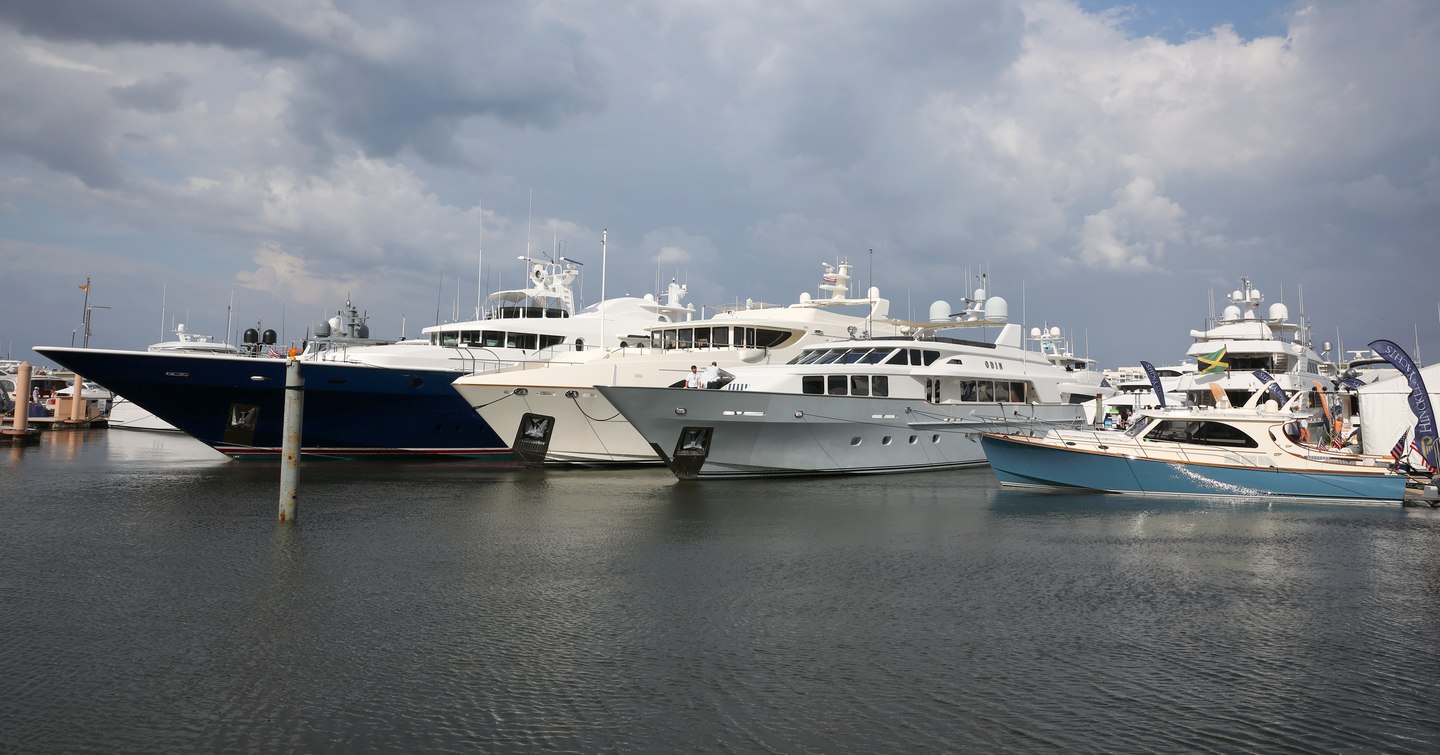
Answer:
[
  {"xmin": 1222, "ymin": 305, "xmax": 1242, "ymax": 321},
  {"xmin": 985, "ymin": 296, "xmax": 1009, "ymax": 322},
  {"xmin": 1049, "ymin": 326, "xmax": 1061, "ymax": 337},
  {"xmin": 929, "ymin": 300, "xmax": 952, "ymax": 323},
  {"xmin": 799, "ymin": 292, "xmax": 812, "ymax": 303},
  {"xmin": 313, "ymin": 320, "xmax": 332, "ymax": 338},
  {"xmin": 1030, "ymin": 327, "xmax": 1041, "ymax": 337},
  {"xmin": 1268, "ymin": 302, "xmax": 1289, "ymax": 322}
]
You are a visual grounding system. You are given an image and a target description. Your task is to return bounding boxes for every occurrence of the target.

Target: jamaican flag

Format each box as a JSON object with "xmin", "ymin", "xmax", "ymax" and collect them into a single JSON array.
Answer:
[{"xmin": 1198, "ymin": 347, "xmax": 1228, "ymax": 374}]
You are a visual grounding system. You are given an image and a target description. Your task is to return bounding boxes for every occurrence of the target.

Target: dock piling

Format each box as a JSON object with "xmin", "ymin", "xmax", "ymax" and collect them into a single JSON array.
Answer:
[
  {"xmin": 278, "ymin": 359, "xmax": 303, "ymax": 522},
  {"xmin": 4, "ymin": 362, "xmax": 40, "ymax": 444}
]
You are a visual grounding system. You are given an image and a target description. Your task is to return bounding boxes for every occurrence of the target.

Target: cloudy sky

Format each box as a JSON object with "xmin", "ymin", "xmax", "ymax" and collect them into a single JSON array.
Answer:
[{"xmin": 1, "ymin": 0, "xmax": 1436, "ymax": 371}]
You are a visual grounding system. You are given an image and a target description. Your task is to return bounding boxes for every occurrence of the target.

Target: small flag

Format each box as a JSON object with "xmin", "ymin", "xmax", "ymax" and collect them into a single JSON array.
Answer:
[
  {"xmin": 822, "ymin": 275, "xmax": 838, "ymax": 283},
  {"xmin": 78, "ymin": 283, "xmax": 89, "ymax": 292},
  {"xmin": 1413, "ymin": 440, "xmax": 1437, "ymax": 473},
  {"xmin": 1198, "ymin": 347, "xmax": 1228, "ymax": 374},
  {"xmin": 266, "ymin": 346, "xmax": 281, "ymax": 358},
  {"xmin": 1389, "ymin": 429, "xmax": 1409, "ymax": 462}
]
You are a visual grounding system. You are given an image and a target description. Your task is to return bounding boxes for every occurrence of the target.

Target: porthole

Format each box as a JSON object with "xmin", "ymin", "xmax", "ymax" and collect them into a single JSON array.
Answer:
[
  {"xmin": 882, "ymin": 436, "xmax": 893, "ymax": 445},
  {"xmin": 908, "ymin": 435, "xmax": 918, "ymax": 444},
  {"xmin": 850, "ymin": 437, "xmax": 862, "ymax": 446},
  {"xmin": 932, "ymin": 434, "xmax": 940, "ymax": 443}
]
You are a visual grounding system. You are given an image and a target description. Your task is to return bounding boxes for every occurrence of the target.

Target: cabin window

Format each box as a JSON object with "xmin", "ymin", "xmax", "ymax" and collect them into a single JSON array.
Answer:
[
  {"xmin": 802, "ymin": 376, "xmax": 824, "ymax": 395},
  {"xmin": 827, "ymin": 375, "xmax": 848, "ymax": 395},
  {"xmin": 755, "ymin": 328, "xmax": 789, "ymax": 348},
  {"xmin": 540, "ymin": 335, "xmax": 564, "ymax": 350},
  {"xmin": 711, "ymin": 327, "xmax": 730, "ymax": 347},
  {"xmin": 1008, "ymin": 382, "xmax": 1028, "ymax": 402},
  {"xmin": 975, "ymin": 381, "xmax": 994, "ymax": 402},
  {"xmin": 484, "ymin": 330, "xmax": 505, "ymax": 348},
  {"xmin": 508, "ymin": 333, "xmax": 538, "ymax": 350},
  {"xmin": 1146, "ymin": 420, "xmax": 1259, "ymax": 448},
  {"xmin": 661, "ymin": 330, "xmax": 678, "ymax": 350},
  {"xmin": 850, "ymin": 375, "xmax": 870, "ymax": 396},
  {"xmin": 814, "ymin": 350, "xmax": 844, "ymax": 365},
  {"xmin": 884, "ymin": 350, "xmax": 909, "ymax": 365},
  {"xmin": 678, "ymin": 328, "xmax": 694, "ymax": 348},
  {"xmin": 921, "ymin": 350, "xmax": 940, "ymax": 366},
  {"xmin": 960, "ymin": 381, "xmax": 977, "ymax": 402},
  {"xmin": 837, "ymin": 349, "xmax": 867, "ymax": 364},
  {"xmin": 872, "ymin": 375, "xmax": 889, "ymax": 397}
]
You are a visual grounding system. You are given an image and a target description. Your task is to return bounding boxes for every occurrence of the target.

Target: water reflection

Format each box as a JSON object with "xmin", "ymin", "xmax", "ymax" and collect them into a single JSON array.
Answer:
[{"xmin": 4, "ymin": 431, "xmax": 1440, "ymax": 752}]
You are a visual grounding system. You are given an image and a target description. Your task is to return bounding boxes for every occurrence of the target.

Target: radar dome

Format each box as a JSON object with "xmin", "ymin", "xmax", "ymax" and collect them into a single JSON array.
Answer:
[
  {"xmin": 799, "ymin": 292, "xmax": 812, "ymax": 303},
  {"xmin": 243, "ymin": 328, "xmax": 259, "ymax": 344},
  {"xmin": 313, "ymin": 320, "xmax": 332, "ymax": 338},
  {"xmin": 356, "ymin": 323, "xmax": 370, "ymax": 339},
  {"xmin": 1049, "ymin": 326, "xmax": 1061, "ymax": 337},
  {"xmin": 985, "ymin": 296, "xmax": 1009, "ymax": 322},
  {"xmin": 929, "ymin": 300, "xmax": 952, "ymax": 323},
  {"xmin": 1222, "ymin": 305, "xmax": 1242, "ymax": 321},
  {"xmin": 972, "ymin": 287, "xmax": 987, "ymax": 302},
  {"xmin": 1030, "ymin": 327, "xmax": 1041, "ymax": 337},
  {"xmin": 262, "ymin": 329, "xmax": 277, "ymax": 345},
  {"xmin": 1268, "ymin": 302, "xmax": 1289, "ymax": 322}
]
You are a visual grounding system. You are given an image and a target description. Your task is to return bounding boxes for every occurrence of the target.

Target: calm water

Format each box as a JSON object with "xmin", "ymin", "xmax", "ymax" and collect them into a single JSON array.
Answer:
[{"xmin": 4, "ymin": 429, "xmax": 1440, "ymax": 753}]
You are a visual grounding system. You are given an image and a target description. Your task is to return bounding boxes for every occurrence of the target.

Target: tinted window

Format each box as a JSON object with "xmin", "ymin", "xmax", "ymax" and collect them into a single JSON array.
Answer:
[
  {"xmin": 802, "ymin": 376, "xmax": 824, "ymax": 395},
  {"xmin": 828, "ymin": 375, "xmax": 848, "ymax": 395},
  {"xmin": 850, "ymin": 375, "xmax": 869, "ymax": 396},
  {"xmin": 872, "ymin": 375, "xmax": 889, "ymax": 397}
]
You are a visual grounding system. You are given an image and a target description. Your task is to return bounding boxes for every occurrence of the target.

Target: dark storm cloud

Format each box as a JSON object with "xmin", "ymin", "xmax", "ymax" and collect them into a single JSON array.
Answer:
[
  {"xmin": 285, "ymin": 15, "xmax": 606, "ymax": 166},
  {"xmin": 0, "ymin": 47, "xmax": 124, "ymax": 188},
  {"xmin": 0, "ymin": 0, "xmax": 317, "ymax": 56},
  {"xmin": 110, "ymin": 72, "xmax": 189, "ymax": 113}
]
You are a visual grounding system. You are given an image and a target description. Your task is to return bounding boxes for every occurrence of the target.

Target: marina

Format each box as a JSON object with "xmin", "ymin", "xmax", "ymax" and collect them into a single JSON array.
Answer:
[{"xmin": 5, "ymin": 429, "xmax": 1440, "ymax": 751}]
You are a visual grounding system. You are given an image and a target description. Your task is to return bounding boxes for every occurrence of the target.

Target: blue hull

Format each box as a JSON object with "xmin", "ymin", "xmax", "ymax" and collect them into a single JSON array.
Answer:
[
  {"xmin": 36, "ymin": 347, "xmax": 511, "ymax": 461},
  {"xmin": 980, "ymin": 434, "xmax": 1406, "ymax": 502}
]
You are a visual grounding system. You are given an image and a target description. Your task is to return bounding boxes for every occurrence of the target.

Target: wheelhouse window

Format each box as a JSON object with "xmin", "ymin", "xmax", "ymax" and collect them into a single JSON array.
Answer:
[{"xmin": 1146, "ymin": 420, "xmax": 1259, "ymax": 448}]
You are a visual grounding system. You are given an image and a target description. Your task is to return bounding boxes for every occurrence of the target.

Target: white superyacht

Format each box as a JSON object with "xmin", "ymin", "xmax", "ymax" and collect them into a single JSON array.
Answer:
[
  {"xmin": 595, "ymin": 283, "xmax": 1114, "ymax": 479},
  {"xmin": 451, "ymin": 260, "xmax": 902, "ymax": 464}
]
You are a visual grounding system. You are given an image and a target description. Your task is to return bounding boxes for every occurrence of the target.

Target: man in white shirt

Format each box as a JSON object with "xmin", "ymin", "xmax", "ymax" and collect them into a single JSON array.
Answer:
[
  {"xmin": 685, "ymin": 365, "xmax": 702, "ymax": 389},
  {"xmin": 700, "ymin": 361, "xmax": 720, "ymax": 389}
]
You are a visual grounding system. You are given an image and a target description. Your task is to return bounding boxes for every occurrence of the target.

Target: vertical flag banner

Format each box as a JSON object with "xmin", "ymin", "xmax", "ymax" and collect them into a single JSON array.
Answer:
[
  {"xmin": 1139, "ymin": 361, "xmax": 1167, "ymax": 408},
  {"xmin": 1250, "ymin": 370, "xmax": 1287, "ymax": 405},
  {"xmin": 1369, "ymin": 339, "xmax": 1439, "ymax": 471}
]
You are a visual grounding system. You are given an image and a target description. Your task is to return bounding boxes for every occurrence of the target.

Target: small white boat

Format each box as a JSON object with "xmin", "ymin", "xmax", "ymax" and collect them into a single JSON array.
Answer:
[{"xmin": 979, "ymin": 389, "xmax": 1410, "ymax": 503}]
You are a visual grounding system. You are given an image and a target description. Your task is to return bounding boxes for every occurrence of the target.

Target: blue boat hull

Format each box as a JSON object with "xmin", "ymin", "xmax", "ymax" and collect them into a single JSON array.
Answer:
[
  {"xmin": 36, "ymin": 347, "xmax": 511, "ymax": 461},
  {"xmin": 980, "ymin": 434, "xmax": 1407, "ymax": 502}
]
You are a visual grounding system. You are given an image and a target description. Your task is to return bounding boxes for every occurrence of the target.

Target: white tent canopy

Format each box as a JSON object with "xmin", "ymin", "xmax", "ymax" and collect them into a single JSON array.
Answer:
[{"xmin": 1355, "ymin": 363, "xmax": 1440, "ymax": 456}]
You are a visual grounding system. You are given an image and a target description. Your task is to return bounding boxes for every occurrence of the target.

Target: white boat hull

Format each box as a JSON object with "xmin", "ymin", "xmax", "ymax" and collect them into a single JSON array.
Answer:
[{"xmin": 597, "ymin": 385, "xmax": 1088, "ymax": 478}]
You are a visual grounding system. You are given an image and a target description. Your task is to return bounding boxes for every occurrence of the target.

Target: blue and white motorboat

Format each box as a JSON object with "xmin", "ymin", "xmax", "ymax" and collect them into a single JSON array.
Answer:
[
  {"xmin": 978, "ymin": 391, "xmax": 1409, "ymax": 503},
  {"xmin": 35, "ymin": 257, "xmax": 693, "ymax": 459}
]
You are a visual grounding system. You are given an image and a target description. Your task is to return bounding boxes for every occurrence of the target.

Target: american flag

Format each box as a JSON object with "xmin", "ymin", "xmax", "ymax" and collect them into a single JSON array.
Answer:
[
  {"xmin": 267, "ymin": 346, "xmax": 282, "ymax": 358},
  {"xmin": 1412, "ymin": 439, "xmax": 1437, "ymax": 473},
  {"xmin": 1389, "ymin": 429, "xmax": 1409, "ymax": 464}
]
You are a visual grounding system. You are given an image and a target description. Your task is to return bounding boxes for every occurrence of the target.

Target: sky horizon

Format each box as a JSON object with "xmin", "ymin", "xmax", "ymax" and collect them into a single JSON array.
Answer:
[{"xmin": 2, "ymin": 0, "xmax": 1437, "ymax": 371}]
